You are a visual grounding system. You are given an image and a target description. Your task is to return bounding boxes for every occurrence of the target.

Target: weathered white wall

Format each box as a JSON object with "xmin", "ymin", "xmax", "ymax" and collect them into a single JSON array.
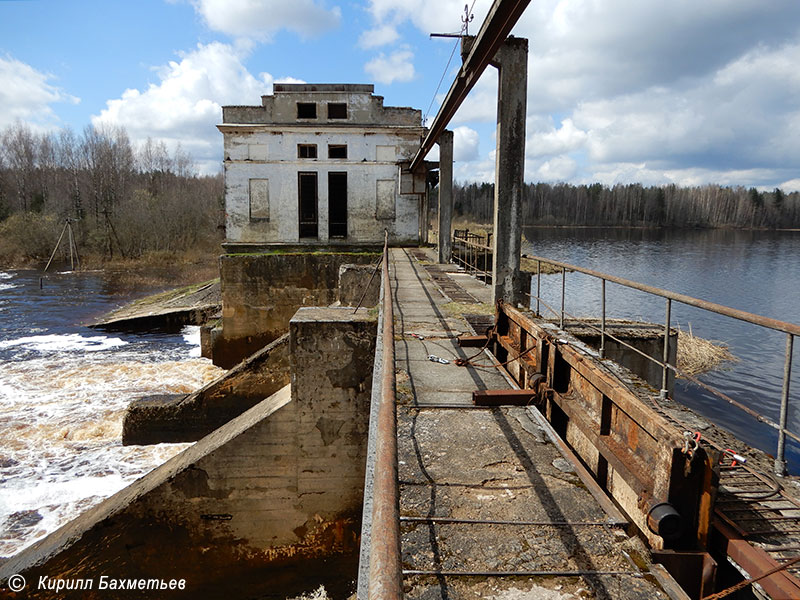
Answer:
[
  {"xmin": 223, "ymin": 127, "xmax": 421, "ymax": 244},
  {"xmin": 220, "ymin": 85, "xmax": 426, "ymax": 245}
]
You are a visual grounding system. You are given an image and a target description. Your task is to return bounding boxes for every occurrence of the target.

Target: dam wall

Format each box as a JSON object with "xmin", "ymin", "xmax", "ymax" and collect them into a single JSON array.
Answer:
[
  {"xmin": 212, "ymin": 251, "xmax": 379, "ymax": 367},
  {"xmin": 0, "ymin": 307, "xmax": 376, "ymax": 599},
  {"xmin": 123, "ymin": 333, "xmax": 290, "ymax": 444}
]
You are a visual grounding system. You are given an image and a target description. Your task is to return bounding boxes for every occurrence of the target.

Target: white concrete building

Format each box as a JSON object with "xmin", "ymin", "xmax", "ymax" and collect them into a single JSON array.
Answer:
[{"xmin": 219, "ymin": 84, "xmax": 427, "ymax": 246}]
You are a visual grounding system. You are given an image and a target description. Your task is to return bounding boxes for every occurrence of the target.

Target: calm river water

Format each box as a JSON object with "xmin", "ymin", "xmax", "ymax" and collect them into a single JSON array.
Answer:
[
  {"xmin": 0, "ymin": 269, "xmax": 223, "ymax": 557},
  {"xmin": 522, "ymin": 227, "xmax": 800, "ymax": 473}
]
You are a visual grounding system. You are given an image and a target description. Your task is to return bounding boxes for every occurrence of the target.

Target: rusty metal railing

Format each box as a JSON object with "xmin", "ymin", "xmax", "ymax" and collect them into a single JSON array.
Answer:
[
  {"xmin": 452, "ymin": 229, "xmax": 492, "ymax": 283},
  {"xmin": 523, "ymin": 252, "xmax": 799, "ymax": 476},
  {"xmin": 358, "ymin": 231, "xmax": 402, "ymax": 599}
]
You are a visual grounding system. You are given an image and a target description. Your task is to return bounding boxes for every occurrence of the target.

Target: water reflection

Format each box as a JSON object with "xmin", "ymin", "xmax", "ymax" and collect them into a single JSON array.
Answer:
[{"xmin": 522, "ymin": 227, "xmax": 800, "ymax": 472}]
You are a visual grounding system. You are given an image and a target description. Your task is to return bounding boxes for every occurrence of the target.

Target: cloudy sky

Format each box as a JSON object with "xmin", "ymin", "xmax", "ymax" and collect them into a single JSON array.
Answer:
[{"xmin": 2, "ymin": 0, "xmax": 799, "ymax": 190}]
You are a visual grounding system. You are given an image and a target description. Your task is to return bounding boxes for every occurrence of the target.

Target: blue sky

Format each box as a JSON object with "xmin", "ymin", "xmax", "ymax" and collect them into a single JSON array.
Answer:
[{"xmin": 2, "ymin": 0, "xmax": 799, "ymax": 191}]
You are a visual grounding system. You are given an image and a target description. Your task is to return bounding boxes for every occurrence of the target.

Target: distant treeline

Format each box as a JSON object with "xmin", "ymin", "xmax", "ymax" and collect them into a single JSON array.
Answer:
[
  {"xmin": 0, "ymin": 122, "xmax": 223, "ymax": 263},
  {"xmin": 452, "ymin": 181, "xmax": 800, "ymax": 229}
]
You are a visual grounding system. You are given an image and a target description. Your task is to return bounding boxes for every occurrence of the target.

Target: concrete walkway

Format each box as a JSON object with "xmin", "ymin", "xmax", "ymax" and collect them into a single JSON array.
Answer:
[{"xmin": 390, "ymin": 248, "xmax": 668, "ymax": 600}]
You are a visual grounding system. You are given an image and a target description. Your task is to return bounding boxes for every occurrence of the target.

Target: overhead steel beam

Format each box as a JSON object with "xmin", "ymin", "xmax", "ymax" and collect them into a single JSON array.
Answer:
[{"xmin": 409, "ymin": 0, "xmax": 530, "ymax": 172}]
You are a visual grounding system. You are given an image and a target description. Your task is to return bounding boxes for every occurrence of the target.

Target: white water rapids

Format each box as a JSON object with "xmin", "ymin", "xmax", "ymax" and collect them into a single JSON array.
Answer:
[{"xmin": 0, "ymin": 270, "xmax": 225, "ymax": 557}]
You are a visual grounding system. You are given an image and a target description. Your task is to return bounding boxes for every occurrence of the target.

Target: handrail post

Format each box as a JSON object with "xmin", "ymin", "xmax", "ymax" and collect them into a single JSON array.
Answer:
[
  {"xmin": 600, "ymin": 279, "xmax": 606, "ymax": 359},
  {"xmin": 660, "ymin": 298, "xmax": 672, "ymax": 400},
  {"xmin": 775, "ymin": 334, "xmax": 794, "ymax": 476},
  {"xmin": 536, "ymin": 260, "xmax": 541, "ymax": 317},
  {"xmin": 560, "ymin": 267, "xmax": 566, "ymax": 329}
]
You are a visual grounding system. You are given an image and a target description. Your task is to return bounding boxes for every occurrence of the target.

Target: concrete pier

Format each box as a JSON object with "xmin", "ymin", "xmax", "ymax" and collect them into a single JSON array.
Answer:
[
  {"xmin": 437, "ymin": 129, "xmax": 454, "ymax": 265},
  {"xmin": 389, "ymin": 248, "xmax": 668, "ymax": 599},
  {"xmin": 491, "ymin": 37, "xmax": 528, "ymax": 306}
]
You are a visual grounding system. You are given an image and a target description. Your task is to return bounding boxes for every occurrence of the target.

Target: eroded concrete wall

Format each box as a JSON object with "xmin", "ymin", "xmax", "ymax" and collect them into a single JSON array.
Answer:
[
  {"xmin": 123, "ymin": 334, "xmax": 291, "ymax": 444},
  {"xmin": 213, "ymin": 251, "xmax": 378, "ymax": 367},
  {"xmin": 0, "ymin": 307, "xmax": 376, "ymax": 599},
  {"xmin": 338, "ymin": 263, "xmax": 380, "ymax": 307}
]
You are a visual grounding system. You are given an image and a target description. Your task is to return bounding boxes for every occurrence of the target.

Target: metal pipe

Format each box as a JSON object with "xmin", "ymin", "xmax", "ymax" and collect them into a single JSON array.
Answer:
[
  {"xmin": 522, "ymin": 253, "xmax": 800, "ymax": 337},
  {"xmin": 368, "ymin": 231, "xmax": 402, "ymax": 599},
  {"xmin": 660, "ymin": 298, "xmax": 671, "ymax": 400},
  {"xmin": 560, "ymin": 267, "xmax": 566, "ymax": 329},
  {"xmin": 600, "ymin": 278, "xmax": 606, "ymax": 359},
  {"xmin": 400, "ymin": 516, "xmax": 620, "ymax": 526},
  {"xmin": 775, "ymin": 334, "xmax": 794, "ymax": 476},
  {"xmin": 536, "ymin": 260, "xmax": 541, "ymax": 316}
]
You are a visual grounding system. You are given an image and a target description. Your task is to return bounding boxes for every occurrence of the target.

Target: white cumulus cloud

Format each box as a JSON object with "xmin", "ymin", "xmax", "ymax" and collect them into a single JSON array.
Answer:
[
  {"xmin": 363, "ymin": 0, "xmax": 800, "ymax": 188},
  {"xmin": 190, "ymin": 0, "xmax": 341, "ymax": 40},
  {"xmin": 0, "ymin": 55, "xmax": 79, "ymax": 130},
  {"xmin": 364, "ymin": 49, "xmax": 416, "ymax": 85},
  {"xmin": 453, "ymin": 126, "xmax": 480, "ymax": 162},
  {"xmin": 359, "ymin": 24, "xmax": 400, "ymax": 49},
  {"xmin": 92, "ymin": 42, "xmax": 275, "ymax": 173}
]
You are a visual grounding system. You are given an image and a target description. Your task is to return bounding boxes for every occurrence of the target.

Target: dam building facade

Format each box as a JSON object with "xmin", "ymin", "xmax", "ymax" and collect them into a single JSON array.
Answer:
[{"xmin": 218, "ymin": 83, "xmax": 428, "ymax": 246}]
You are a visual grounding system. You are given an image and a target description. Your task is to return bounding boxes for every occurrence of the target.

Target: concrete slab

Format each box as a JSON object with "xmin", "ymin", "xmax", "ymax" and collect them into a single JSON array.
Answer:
[{"xmin": 389, "ymin": 248, "xmax": 667, "ymax": 600}]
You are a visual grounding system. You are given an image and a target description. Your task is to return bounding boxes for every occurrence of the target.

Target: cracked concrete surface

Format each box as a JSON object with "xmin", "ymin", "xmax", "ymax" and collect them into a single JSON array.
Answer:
[{"xmin": 390, "ymin": 248, "xmax": 668, "ymax": 600}]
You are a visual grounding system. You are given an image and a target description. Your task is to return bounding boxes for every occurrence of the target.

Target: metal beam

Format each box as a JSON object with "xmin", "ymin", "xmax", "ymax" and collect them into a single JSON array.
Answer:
[{"xmin": 409, "ymin": 0, "xmax": 530, "ymax": 172}]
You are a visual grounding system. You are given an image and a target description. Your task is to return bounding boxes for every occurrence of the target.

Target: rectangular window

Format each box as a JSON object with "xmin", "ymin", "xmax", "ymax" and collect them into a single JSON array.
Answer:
[
  {"xmin": 328, "ymin": 172, "xmax": 347, "ymax": 238},
  {"xmin": 327, "ymin": 103, "xmax": 347, "ymax": 119},
  {"xmin": 249, "ymin": 179, "xmax": 269, "ymax": 221},
  {"xmin": 328, "ymin": 144, "xmax": 347, "ymax": 159},
  {"xmin": 298, "ymin": 172, "xmax": 318, "ymax": 238},
  {"xmin": 376, "ymin": 179, "xmax": 396, "ymax": 220},
  {"xmin": 297, "ymin": 102, "xmax": 316, "ymax": 119},
  {"xmin": 297, "ymin": 144, "xmax": 317, "ymax": 159}
]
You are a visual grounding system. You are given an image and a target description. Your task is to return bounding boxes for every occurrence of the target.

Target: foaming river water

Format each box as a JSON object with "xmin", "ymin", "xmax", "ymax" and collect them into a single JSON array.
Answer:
[
  {"xmin": 523, "ymin": 228, "xmax": 800, "ymax": 473},
  {"xmin": 0, "ymin": 269, "xmax": 224, "ymax": 557}
]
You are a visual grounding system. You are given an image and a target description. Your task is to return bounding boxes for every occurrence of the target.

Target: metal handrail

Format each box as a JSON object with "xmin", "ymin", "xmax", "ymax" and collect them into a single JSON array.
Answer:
[
  {"xmin": 522, "ymin": 252, "xmax": 797, "ymax": 476},
  {"xmin": 366, "ymin": 231, "xmax": 402, "ymax": 599},
  {"xmin": 452, "ymin": 230, "xmax": 492, "ymax": 283}
]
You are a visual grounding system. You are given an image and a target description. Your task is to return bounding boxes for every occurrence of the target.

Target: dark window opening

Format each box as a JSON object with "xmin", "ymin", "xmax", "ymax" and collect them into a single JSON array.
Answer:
[
  {"xmin": 328, "ymin": 144, "xmax": 347, "ymax": 159},
  {"xmin": 297, "ymin": 102, "xmax": 316, "ymax": 119},
  {"xmin": 297, "ymin": 144, "xmax": 317, "ymax": 159},
  {"xmin": 327, "ymin": 103, "xmax": 347, "ymax": 119},
  {"xmin": 298, "ymin": 172, "xmax": 318, "ymax": 238},
  {"xmin": 328, "ymin": 172, "xmax": 347, "ymax": 239}
]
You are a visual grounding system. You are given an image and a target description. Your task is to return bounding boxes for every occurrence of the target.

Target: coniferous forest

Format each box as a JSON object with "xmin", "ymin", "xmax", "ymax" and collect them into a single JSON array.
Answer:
[{"xmin": 452, "ymin": 181, "xmax": 800, "ymax": 229}]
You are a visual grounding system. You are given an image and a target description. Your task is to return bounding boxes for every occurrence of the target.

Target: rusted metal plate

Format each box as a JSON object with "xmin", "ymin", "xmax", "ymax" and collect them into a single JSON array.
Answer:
[
  {"xmin": 652, "ymin": 550, "xmax": 716, "ymax": 600},
  {"xmin": 457, "ymin": 335, "xmax": 489, "ymax": 347}
]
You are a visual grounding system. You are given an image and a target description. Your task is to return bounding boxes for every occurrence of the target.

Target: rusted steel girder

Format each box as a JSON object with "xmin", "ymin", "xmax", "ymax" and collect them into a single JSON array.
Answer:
[
  {"xmin": 713, "ymin": 519, "xmax": 800, "ymax": 600},
  {"xmin": 367, "ymin": 234, "xmax": 402, "ymax": 599},
  {"xmin": 409, "ymin": 0, "xmax": 530, "ymax": 172}
]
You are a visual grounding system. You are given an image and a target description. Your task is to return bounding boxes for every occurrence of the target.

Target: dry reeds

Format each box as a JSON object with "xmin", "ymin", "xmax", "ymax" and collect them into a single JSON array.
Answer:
[{"xmin": 677, "ymin": 325, "xmax": 738, "ymax": 377}]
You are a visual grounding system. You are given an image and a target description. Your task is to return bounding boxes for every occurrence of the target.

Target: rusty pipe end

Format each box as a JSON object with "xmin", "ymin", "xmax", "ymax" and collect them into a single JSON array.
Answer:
[{"xmin": 647, "ymin": 502, "xmax": 682, "ymax": 541}]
